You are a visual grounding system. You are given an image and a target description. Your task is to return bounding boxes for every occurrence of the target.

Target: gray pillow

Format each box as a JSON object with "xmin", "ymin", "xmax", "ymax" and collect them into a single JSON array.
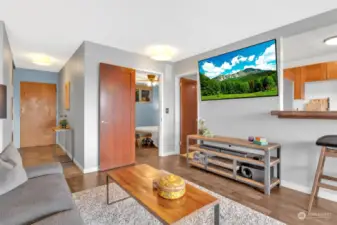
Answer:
[{"xmin": 0, "ymin": 144, "xmax": 28, "ymax": 196}]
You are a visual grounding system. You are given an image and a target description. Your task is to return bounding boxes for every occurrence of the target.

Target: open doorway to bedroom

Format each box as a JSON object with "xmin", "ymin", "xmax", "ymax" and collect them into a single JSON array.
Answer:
[{"xmin": 135, "ymin": 72, "xmax": 161, "ymax": 157}]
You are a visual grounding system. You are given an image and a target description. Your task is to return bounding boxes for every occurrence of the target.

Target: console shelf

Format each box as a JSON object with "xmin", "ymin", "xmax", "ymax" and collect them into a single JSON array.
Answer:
[
  {"xmin": 189, "ymin": 161, "xmax": 280, "ymax": 190},
  {"xmin": 187, "ymin": 135, "xmax": 281, "ymax": 195},
  {"xmin": 189, "ymin": 144, "xmax": 280, "ymax": 167}
]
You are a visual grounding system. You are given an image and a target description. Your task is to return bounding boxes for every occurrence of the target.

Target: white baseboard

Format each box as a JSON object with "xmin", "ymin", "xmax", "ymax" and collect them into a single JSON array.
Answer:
[
  {"xmin": 281, "ymin": 180, "xmax": 337, "ymax": 202},
  {"xmin": 83, "ymin": 166, "xmax": 99, "ymax": 174},
  {"xmin": 57, "ymin": 144, "xmax": 98, "ymax": 174},
  {"xmin": 161, "ymin": 151, "xmax": 178, "ymax": 157}
]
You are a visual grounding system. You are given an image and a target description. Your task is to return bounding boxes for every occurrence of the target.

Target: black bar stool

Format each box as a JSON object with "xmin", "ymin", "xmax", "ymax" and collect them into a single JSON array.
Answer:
[{"xmin": 308, "ymin": 135, "xmax": 337, "ymax": 213}]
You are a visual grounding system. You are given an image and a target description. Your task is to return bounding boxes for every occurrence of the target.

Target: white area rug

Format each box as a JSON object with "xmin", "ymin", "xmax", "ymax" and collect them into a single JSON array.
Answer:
[{"xmin": 73, "ymin": 180, "xmax": 285, "ymax": 225}]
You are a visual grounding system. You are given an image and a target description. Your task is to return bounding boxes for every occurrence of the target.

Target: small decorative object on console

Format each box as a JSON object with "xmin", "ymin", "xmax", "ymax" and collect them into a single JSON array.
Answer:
[
  {"xmin": 253, "ymin": 137, "xmax": 268, "ymax": 146},
  {"xmin": 248, "ymin": 136, "xmax": 254, "ymax": 142},
  {"xmin": 153, "ymin": 173, "xmax": 186, "ymax": 200}
]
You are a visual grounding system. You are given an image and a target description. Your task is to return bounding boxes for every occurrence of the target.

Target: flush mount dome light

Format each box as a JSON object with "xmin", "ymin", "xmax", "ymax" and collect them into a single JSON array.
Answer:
[
  {"xmin": 27, "ymin": 53, "xmax": 55, "ymax": 66},
  {"xmin": 324, "ymin": 36, "xmax": 337, "ymax": 46},
  {"xmin": 146, "ymin": 45, "xmax": 177, "ymax": 61}
]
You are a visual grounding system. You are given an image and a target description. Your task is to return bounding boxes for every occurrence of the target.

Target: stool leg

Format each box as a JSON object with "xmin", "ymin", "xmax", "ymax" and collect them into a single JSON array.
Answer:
[
  {"xmin": 308, "ymin": 147, "xmax": 326, "ymax": 213},
  {"xmin": 315, "ymin": 156, "xmax": 326, "ymax": 199}
]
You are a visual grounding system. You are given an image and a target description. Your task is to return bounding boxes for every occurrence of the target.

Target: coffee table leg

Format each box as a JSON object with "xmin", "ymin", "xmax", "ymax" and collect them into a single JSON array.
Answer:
[
  {"xmin": 106, "ymin": 175, "xmax": 131, "ymax": 205},
  {"xmin": 214, "ymin": 203, "xmax": 220, "ymax": 225},
  {"xmin": 106, "ymin": 175, "xmax": 110, "ymax": 205}
]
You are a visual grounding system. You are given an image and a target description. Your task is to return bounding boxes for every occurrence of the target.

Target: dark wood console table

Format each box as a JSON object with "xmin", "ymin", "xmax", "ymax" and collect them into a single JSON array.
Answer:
[{"xmin": 186, "ymin": 134, "xmax": 281, "ymax": 195}]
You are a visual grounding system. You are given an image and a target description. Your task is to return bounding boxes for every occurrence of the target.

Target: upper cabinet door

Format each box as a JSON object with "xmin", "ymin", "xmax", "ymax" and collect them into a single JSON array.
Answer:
[
  {"xmin": 302, "ymin": 63, "xmax": 327, "ymax": 82},
  {"xmin": 327, "ymin": 61, "xmax": 337, "ymax": 80},
  {"xmin": 284, "ymin": 68, "xmax": 295, "ymax": 81}
]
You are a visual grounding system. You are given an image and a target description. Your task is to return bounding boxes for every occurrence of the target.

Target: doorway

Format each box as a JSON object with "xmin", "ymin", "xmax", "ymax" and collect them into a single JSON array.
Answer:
[
  {"xmin": 180, "ymin": 77, "xmax": 198, "ymax": 154},
  {"xmin": 20, "ymin": 82, "xmax": 57, "ymax": 147},
  {"xmin": 135, "ymin": 72, "xmax": 160, "ymax": 157}
]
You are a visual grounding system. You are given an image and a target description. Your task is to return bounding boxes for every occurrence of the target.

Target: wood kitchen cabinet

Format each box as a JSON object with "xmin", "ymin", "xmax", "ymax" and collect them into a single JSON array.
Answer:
[
  {"xmin": 293, "ymin": 67, "xmax": 305, "ymax": 99},
  {"xmin": 327, "ymin": 61, "xmax": 337, "ymax": 80},
  {"xmin": 301, "ymin": 63, "xmax": 327, "ymax": 82},
  {"xmin": 283, "ymin": 60, "xmax": 337, "ymax": 100},
  {"xmin": 284, "ymin": 68, "xmax": 295, "ymax": 81}
]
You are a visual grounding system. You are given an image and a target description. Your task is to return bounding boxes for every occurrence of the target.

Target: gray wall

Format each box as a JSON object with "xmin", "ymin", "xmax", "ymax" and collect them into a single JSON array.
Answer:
[
  {"xmin": 83, "ymin": 41, "xmax": 174, "ymax": 170},
  {"xmin": 136, "ymin": 86, "xmax": 160, "ymax": 127},
  {"xmin": 58, "ymin": 43, "xmax": 85, "ymax": 168},
  {"xmin": 283, "ymin": 79, "xmax": 293, "ymax": 110},
  {"xmin": 0, "ymin": 21, "xmax": 13, "ymax": 152},
  {"xmin": 172, "ymin": 10, "xmax": 337, "ymax": 200}
]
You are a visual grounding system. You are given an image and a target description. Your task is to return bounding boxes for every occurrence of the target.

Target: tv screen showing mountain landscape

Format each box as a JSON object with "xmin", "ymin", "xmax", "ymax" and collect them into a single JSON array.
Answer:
[{"xmin": 198, "ymin": 39, "xmax": 278, "ymax": 101}]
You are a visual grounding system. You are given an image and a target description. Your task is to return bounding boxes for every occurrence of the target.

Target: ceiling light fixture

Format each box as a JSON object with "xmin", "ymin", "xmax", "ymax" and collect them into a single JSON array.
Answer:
[
  {"xmin": 146, "ymin": 45, "xmax": 177, "ymax": 61},
  {"xmin": 324, "ymin": 36, "xmax": 337, "ymax": 46},
  {"xmin": 27, "ymin": 53, "xmax": 55, "ymax": 66}
]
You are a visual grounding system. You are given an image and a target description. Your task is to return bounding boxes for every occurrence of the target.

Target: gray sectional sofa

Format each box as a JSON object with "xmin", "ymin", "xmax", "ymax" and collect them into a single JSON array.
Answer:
[{"xmin": 0, "ymin": 145, "xmax": 84, "ymax": 225}]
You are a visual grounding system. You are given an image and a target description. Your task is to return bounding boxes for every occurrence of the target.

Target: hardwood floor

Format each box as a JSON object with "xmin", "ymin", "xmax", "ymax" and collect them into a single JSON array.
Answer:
[{"xmin": 20, "ymin": 145, "xmax": 337, "ymax": 225}]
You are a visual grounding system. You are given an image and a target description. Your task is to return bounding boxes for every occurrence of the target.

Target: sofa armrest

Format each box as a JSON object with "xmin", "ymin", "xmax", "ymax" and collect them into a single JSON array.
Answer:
[{"xmin": 25, "ymin": 162, "xmax": 63, "ymax": 179}]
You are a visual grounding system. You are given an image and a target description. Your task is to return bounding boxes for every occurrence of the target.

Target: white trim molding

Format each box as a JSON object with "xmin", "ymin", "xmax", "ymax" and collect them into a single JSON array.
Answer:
[
  {"xmin": 281, "ymin": 180, "xmax": 337, "ymax": 202},
  {"xmin": 58, "ymin": 143, "xmax": 98, "ymax": 174}
]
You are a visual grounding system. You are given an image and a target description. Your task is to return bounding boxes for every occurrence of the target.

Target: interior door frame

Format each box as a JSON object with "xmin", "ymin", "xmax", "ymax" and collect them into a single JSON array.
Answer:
[
  {"xmin": 174, "ymin": 72, "xmax": 199, "ymax": 155},
  {"xmin": 98, "ymin": 65, "xmax": 164, "ymax": 161}
]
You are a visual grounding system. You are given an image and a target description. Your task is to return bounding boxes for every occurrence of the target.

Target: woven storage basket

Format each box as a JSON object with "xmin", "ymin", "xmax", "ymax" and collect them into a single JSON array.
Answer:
[{"xmin": 153, "ymin": 174, "xmax": 186, "ymax": 200}]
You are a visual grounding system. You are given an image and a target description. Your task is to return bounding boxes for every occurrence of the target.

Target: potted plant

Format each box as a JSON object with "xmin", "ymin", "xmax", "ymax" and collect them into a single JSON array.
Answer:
[
  {"xmin": 197, "ymin": 118, "xmax": 213, "ymax": 137},
  {"xmin": 59, "ymin": 114, "xmax": 69, "ymax": 129}
]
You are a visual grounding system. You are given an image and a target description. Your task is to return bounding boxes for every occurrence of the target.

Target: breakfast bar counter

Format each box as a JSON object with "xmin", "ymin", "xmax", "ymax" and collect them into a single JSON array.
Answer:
[{"xmin": 270, "ymin": 110, "xmax": 337, "ymax": 120}]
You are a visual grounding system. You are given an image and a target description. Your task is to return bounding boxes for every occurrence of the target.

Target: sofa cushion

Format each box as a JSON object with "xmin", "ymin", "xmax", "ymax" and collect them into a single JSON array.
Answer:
[
  {"xmin": 0, "ymin": 144, "xmax": 28, "ymax": 196},
  {"xmin": 25, "ymin": 162, "xmax": 63, "ymax": 179},
  {"xmin": 0, "ymin": 173, "xmax": 75, "ymax": 225},
  {"xmin": 31, "ymin": 208, "xmax": 84, "ymax": 225}
]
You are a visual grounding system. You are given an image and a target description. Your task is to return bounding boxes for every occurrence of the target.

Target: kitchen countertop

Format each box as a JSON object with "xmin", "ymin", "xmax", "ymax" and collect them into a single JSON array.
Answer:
[{"xmin": 271, "ymin": 111, "xmax": 337, "ymax": 120}]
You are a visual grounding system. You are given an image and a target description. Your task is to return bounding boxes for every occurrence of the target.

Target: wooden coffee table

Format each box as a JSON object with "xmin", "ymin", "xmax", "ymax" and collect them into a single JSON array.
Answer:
[{"xmin": 106, "ymin": 164, "xmax": 220, "ymax": 225}]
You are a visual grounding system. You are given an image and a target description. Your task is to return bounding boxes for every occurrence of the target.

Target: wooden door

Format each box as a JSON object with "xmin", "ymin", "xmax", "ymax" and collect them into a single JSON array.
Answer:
[
  {"xmin": 20, "ymin": 82, "xmax": 56, "ymax": 147},
  {"xmin": 99, "ymin": 63, "xmax": 135, "ymax": 171},
  {"xmin": 180, "ymin": 78, "xmax": 197, "ymax": 154}
]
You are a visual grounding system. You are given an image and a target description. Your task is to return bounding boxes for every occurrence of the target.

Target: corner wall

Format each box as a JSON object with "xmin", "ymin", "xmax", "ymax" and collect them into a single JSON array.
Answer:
[
  {"xmin": 83, "ymin": 41, "xmax": 174, "ymax": 171},
  {"xmin": 0, "ymin": 21, "xmax": 13, "ymax": 152},
  {"xmin": 58, "ymin": 43, "xmax": 85, "ymax": 169},
  {"xmin": 172, "ymin": 10, "xmax": 337, "ymax": 201}
]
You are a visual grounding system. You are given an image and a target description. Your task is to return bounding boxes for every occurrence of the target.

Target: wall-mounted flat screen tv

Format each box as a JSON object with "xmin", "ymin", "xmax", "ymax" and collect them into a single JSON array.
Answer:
[{"xmin": 198, "ymin": 39, "xmax": 278, "ymax": 101}]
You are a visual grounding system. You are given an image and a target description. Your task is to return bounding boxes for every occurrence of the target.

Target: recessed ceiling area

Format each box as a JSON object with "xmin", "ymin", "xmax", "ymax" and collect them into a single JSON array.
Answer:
[
  {"xmin": 283, "ymin": 22, "xmax": 337, "ymax": 66},
  {"xmin": 1, "ymin": 0, "xmax": 337, "ymax": 72}
]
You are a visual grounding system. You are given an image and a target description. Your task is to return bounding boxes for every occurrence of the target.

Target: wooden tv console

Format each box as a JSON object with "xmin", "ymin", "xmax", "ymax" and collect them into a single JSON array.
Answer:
[{"xmin": 186, "ymin": 134, "xmax": 281, "ymax": 195}]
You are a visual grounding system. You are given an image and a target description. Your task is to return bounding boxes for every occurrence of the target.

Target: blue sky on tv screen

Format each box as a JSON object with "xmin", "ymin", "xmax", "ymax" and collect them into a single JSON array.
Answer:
[{"xmin": 198, "ymin": 40, "xmax": 276, "ymax": 79}]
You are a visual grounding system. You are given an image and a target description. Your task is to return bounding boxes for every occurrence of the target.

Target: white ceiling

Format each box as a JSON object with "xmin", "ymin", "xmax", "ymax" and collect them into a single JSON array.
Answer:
[
  {"xmin": 1, "ymin": 0, "xmax": 337, "ymax": 72},
  {"xmin": 284, "ymin": 23, "xmax": 337, "ymax": 65}
]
